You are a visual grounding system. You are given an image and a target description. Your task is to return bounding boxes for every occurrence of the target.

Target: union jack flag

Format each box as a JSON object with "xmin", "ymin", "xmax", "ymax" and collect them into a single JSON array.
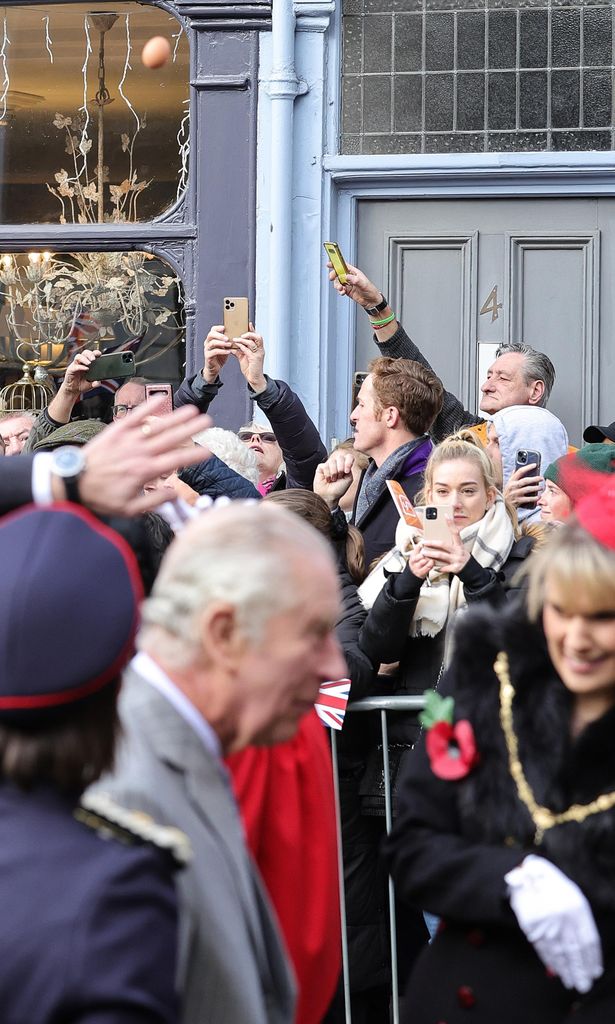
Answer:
[
  {"xmin": 315, "ymin": 678, "xmax": 351, "ymax": 731},
  {"xmin": 66, "ymin": 311, "xmax": 102, "ymax": 355}
]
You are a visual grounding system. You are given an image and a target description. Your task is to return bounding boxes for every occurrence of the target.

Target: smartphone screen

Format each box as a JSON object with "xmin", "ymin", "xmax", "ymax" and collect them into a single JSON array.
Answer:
[{"xmin": 323, "ymin": 242, "xmax": 348, "ymax": 285}]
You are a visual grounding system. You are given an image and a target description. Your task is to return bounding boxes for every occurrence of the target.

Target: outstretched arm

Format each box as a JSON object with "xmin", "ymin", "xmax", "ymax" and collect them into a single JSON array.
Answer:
[
  {"xmin": 328, "ymin": 260, "xmax": 481, "ymax": 441},
  {"xmin": 24, "ymin": 349, "xmax": 103, "ymax": 453},
  {"xmin": 174, "ymin": 325, "xmax": 230, "ymax": 414}
]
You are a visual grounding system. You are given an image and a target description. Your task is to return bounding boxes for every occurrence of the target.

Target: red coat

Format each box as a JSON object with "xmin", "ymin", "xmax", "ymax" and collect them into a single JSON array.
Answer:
[{"xmin": 226, "ymin": 711, "xmax": 341, "ymax": 1024}]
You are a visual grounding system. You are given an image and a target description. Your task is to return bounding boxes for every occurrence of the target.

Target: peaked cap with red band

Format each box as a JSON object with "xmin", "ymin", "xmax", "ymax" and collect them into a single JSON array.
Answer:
[{"xmin": 0, "ymin": 504, "xmax": 142, "ymax": 725}]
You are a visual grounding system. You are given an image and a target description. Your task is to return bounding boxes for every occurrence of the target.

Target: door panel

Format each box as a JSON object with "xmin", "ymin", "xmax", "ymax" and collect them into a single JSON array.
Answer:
[{"xmin": 356, "ymin": 197, "xmax": 605, "ymax": 445}]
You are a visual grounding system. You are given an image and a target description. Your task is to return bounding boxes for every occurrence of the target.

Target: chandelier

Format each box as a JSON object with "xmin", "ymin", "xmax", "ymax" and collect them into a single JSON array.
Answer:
[{"xmin": 0, "ymin": 11, "xmax": 186, "ymax": 407}]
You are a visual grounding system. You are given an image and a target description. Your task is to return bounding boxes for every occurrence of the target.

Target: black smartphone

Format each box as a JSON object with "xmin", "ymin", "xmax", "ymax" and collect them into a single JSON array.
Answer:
[
  {"xmin": 84, "ymin": 351, "xmax": 136, "ymax": 382},
  {"xmin": 352, "ymin": 371, "xmax": 368, "ymax": 409},
  {"xmin": 514, "ymin": 448, "xmax": 542, "ymax": 509}
]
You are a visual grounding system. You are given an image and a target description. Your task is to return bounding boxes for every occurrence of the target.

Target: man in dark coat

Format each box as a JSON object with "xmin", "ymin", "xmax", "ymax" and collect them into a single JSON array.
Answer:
[
  {"xmin": 329, "ymin": 260, "xmax": 557, "ymax": 446},
  {"xmin": 315, "ymin": 356, "xmax": 444, "ymax": 565}
]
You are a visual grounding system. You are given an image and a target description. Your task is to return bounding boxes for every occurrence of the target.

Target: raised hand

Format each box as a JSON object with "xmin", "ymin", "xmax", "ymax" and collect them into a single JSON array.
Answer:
[
  {"xmin": 202, "ymin": 325, "xmax": 234, "ymax": 384},
  {"xmin": 504, "ymin": 465, "xmax": 542, "ymax": 508},
  {"xmin": 232, "ymin": 326, "xmax": 266, "ymax": 392},
  {"xmin": 326, "ymin": 260, "xmax": 383, "ymax": 309},
  {"xmin": 314, "ymin": 451, "xmax": 355, "ymax": 510}
]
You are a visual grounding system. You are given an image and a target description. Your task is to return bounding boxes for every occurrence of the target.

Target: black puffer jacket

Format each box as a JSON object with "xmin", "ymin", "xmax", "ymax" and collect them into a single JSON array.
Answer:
[
  {"xmin": 180, "ymin": 455, "xmax": 260, "ymax": 501},
  {"xmin": 358, "ymin": 535, "xmax": 534, "ymax": 745},
  {"xmin": 176, "ymin": 373, "xmax": 327, "ymax": 492}
]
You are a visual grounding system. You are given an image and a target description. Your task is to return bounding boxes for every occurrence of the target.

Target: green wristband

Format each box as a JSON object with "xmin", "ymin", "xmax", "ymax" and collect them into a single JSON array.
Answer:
[{"xmin": 370, "ymin": 312, "xmax": 396, "ymax": 328}]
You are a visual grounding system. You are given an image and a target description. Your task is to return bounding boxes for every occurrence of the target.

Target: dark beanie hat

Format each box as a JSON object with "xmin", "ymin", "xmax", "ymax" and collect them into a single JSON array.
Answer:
[
  {"xmin": 543, "ymin": 444, "xmax": 615, "ymax": 504},
  {"xmin": 32, "ymin": 419, "xmax": 106, "ymax": 452},
  {"xmin": 0, "ymin": 505, "xmax": 142, "ymax": 725}
]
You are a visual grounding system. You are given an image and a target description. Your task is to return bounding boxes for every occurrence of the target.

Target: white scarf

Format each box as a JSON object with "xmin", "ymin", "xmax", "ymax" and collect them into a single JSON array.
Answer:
[{"xmin": 359, "ymin": 496, "xmax": 515, "ymax": 640}]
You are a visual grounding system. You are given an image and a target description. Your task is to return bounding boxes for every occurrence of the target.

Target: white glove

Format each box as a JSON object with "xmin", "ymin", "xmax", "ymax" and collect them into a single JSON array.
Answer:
[{"xmin": 505, "ymin": 855, "xmax": 603, "ymax": 993}]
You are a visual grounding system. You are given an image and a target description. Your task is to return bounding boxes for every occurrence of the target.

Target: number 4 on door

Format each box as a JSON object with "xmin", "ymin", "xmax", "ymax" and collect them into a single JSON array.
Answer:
[{"xmin": 480, "ymin": 285, "xmax": 502, "ymax": 323}]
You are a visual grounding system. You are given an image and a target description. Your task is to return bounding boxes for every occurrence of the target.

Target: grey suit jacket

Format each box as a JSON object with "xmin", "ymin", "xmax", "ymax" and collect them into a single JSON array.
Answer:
[{"xmin": 92, "ymin": 666, "xmax": 295, "ymax": 1024}]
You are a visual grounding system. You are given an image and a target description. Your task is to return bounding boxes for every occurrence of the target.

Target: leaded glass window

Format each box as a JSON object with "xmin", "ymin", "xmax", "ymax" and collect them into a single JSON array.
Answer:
[{"xmin": 341, "ymin": 1, "xmax": 615, "ymax": 154}]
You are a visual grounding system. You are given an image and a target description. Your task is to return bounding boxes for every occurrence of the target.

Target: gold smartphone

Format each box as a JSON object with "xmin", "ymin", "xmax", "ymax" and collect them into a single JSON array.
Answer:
[
  {"xmin": 422, "ymin": 505, "xmax": 454, "ymax": 546},
  {"xmin": 323, "ymin": 242, "xmax": 349, "ymax": 285},
  {"xmin": 223, "ymin": 297, "xmax": 249, "ymax": 340}
]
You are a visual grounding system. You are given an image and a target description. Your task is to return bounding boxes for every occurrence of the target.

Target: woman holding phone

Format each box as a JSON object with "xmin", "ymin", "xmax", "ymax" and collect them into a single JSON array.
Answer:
[
  {"xmin": 358, "ymin": 431, "xmax": 529, "ymax": 705},
  {"xmin": 384, "ymin": 480, "xmax": 615, "ymax": 1023}
]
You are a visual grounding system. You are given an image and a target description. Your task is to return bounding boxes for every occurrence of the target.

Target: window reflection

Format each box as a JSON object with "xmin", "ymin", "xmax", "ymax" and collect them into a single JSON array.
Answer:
[
  {"xmin": 0, "ymin": 4, "xmax": 189, "ymax": 223},
  {"xmin": 0, "ymin": 250, "xmax": 186, "ymax": 391}
]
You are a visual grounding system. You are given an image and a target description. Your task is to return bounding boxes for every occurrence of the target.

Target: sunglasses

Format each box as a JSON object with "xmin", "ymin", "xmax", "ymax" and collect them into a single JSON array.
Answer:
[{"xmin": 238, "ymin": 430, "xmax": 277, "ymax": 444}]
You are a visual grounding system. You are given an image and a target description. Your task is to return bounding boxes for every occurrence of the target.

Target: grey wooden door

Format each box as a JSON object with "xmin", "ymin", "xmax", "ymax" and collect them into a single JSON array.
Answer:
[{"xmin": 355, "ymin": 197, "xmax": 615, "ymax": 446}]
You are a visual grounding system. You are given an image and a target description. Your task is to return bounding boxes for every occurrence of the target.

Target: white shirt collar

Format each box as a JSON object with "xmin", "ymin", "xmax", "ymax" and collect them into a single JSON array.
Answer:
[{"xmin": 131, "ymin": 650, "xmax": 222, "ymax": 762}]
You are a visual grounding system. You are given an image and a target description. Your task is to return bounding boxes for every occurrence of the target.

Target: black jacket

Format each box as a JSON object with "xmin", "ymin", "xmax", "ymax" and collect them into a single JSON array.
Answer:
[
  {"xmin": 176, "ymin": 374, "xmax": 326, "ymax": 492},
  {"xmin": 0, "ymin": 784, "xmax": 178, "ymax": 1024},
  {"xmin": 349, "ymin": 435, "xmax": 433, "ymax": 567},
  {"xmin": 358, "ymin": 536, "xmax": 534, "ymax": 745},
  {"xmin": 180, "ymin": 456, "xmax": 260, "ymax": 501},
  {"xmin": 382, "ymin": 603, "xmax": 615, "ymax": 1023}
]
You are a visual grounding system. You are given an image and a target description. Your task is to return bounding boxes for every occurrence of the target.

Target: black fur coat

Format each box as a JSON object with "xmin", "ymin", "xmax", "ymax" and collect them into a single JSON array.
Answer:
[{"xmin": 383, "ymin": 601, "xmax": 615, "ymax": 1023}]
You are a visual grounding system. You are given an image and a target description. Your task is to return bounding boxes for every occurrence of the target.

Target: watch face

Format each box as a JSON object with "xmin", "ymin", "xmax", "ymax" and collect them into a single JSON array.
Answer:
[{"xmin": 54, "ymin": 446, "xmax": 85, "ymax": 477}]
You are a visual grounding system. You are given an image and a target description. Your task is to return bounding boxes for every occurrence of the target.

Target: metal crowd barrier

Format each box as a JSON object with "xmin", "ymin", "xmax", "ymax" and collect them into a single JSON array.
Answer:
[{"xmin": 330, "ymin": 695, "xmax": 427, "ymax": 1024}]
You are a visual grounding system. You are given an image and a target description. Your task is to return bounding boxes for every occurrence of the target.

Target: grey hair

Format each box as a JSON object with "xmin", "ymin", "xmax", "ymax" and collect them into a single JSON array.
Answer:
[
  {"xmin": 192, "ymin": 426, "xmax": 260, "ymax": 486},
  {"xmin": 138, "ymin": 502, "xmax": 335, "ymax": 669},
  {"xmin": 495, "ymin": 342, "xmax": 555, "ymax": 407},
  {"xmin": 0, "ymin": 410, "xmax": 37, "ymax": 423}
]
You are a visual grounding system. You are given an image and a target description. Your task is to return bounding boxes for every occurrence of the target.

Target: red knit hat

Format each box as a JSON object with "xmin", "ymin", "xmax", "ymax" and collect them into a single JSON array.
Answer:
[{"xmin": 573, "ymin": 474, "xmax": 615, "ymax": 551}]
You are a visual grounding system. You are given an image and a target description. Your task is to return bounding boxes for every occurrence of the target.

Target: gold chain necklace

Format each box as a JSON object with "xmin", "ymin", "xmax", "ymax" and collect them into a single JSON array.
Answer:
[{"xmin": 494, "ymin": 650, "xmax": 615, "ymax": 844}]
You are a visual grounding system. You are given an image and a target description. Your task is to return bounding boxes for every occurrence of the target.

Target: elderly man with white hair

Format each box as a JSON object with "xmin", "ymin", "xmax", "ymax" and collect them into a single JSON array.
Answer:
[{"xmin": 91, "ymin": 502, "xmax": 346, "ymax": 1024}]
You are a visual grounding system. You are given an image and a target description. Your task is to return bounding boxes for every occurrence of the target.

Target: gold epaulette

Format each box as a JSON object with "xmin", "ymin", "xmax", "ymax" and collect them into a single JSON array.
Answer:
[{"xmin": 75, "ymin": 791, "xmax": 192, "ymax": 867}]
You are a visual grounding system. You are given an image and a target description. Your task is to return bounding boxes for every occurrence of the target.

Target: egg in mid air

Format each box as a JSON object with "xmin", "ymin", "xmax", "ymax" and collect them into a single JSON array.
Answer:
[{"xmin": 141, "ymin": 36, "xmax": 172, "ymax": 70}]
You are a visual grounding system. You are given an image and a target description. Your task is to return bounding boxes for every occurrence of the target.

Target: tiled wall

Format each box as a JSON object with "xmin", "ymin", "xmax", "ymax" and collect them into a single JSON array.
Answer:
[{"xmin": 341, "ymin": 1, "xmax": 615, "ymax": 154}]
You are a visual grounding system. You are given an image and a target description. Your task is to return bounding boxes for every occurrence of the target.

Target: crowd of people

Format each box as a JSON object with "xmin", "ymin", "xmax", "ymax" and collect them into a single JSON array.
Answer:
[{"xmin": 0, "ymin": 258, "xmax": 614, "ymax": 1024}]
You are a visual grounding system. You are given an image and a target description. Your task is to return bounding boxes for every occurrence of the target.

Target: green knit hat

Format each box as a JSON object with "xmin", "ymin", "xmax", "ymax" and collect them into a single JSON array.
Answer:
[
  {"xmin": 32, "ymin": 419, "xmax": 106, "ymax": 452},
  {"xmin": 543, "ymin": 443, "xmax": 615, "ymax": 503}
]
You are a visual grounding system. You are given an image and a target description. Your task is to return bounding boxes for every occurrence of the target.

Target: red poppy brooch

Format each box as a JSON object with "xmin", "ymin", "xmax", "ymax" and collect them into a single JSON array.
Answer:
[{"xmin": 419, "ymin": 690, "xmax": 479, "ymax": 781}]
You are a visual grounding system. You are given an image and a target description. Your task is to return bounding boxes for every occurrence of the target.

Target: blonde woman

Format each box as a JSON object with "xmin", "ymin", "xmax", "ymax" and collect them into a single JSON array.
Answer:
[
  {"xmin": 359, "ymin": 431, "xmax": 527, "ymax": 704},
  {"xmin": 384, "ymin": 481, "xmax": 615, "ymax": 1023}
]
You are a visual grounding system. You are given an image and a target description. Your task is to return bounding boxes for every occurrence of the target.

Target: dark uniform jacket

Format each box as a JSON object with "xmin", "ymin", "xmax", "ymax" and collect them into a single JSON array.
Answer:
[
  {"xmin": 0, "ymin": 783, "xmax": 179, "ymax": 1024},
  {"xmin": 383, "ymin": 603, "xmax": 615, "ymax": 1024},
  {"xmin": 0, "ymin": 456, "xmax": 36, "ymax": 513}
]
